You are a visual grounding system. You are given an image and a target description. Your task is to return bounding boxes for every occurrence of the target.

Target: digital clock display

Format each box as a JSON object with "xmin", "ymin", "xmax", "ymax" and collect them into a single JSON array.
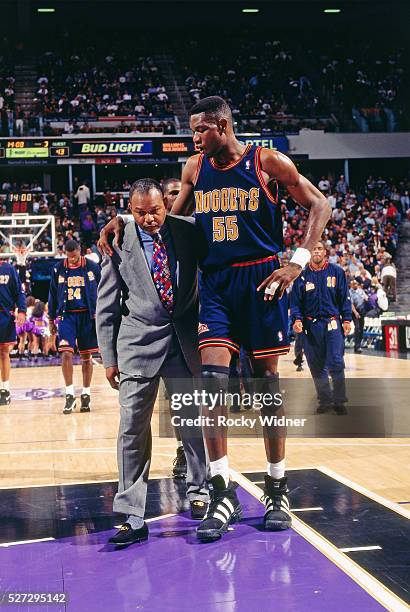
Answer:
[
  {"xmin": 3, "ymin": 140, "xmax": 69, "ymax": 159},
  {"xmin": 5, "ymin": 193, "xmax": 34, "ymax": 214}
]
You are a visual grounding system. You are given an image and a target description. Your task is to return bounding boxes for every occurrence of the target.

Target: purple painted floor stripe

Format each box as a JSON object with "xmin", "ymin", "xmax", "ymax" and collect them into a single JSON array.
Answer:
[{"xmin": 0, "ymin": 487, "xmax": 383, "ymax": 612}]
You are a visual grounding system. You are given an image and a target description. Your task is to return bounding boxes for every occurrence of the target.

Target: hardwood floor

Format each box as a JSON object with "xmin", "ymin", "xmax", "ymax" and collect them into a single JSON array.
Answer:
[{"xmin": 1, "ymin": 352, "xmax": 409, "ymax": 503}]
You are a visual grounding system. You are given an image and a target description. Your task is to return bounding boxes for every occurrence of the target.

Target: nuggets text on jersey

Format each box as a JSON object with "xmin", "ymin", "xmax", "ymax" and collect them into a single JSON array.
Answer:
[{"xmin": 194, "ymin": 144, "xmax": 282, "ymax": 267}]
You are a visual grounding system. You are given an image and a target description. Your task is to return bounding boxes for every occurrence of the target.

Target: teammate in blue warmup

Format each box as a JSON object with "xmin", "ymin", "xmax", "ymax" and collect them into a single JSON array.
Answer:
[
  {"xmin": 48, "ymin": 240, "xmax": 101, "ymax": 414},
  {"xmin": 290, "ymin": 241, "xmax": 352, "ymax": 415},
  {"xmin": 0, "ymin": 261, "xmax": 26, "ymax": 405}
]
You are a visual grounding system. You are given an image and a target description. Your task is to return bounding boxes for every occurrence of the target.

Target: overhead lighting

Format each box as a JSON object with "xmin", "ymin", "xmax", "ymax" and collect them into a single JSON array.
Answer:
[
  {"xmin": 37, "ymin": 8, "xmax": 55, "ymax": 12},
  {"xmin": 324, "ymin": 8, "xmax": 341, "ymax": 13},
  {"xmin": 242, "ymin": 8, "xmax": 260, "ymax": 13}
]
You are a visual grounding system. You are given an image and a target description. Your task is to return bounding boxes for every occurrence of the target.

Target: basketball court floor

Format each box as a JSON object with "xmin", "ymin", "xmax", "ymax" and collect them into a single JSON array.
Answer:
[{"xmin": 0, "ymin": 350, "xmax": 409, "ymax": 611}]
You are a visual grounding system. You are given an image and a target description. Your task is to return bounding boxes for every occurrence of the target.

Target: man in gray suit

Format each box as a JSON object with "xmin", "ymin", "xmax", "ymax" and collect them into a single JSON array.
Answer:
[{"xmin": 96, "ymin": 178, "xmax": 208, "ymax": 546}]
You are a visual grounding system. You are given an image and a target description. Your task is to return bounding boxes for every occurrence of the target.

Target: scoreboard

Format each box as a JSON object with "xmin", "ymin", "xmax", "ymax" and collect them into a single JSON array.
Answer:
[
  {"xmin": 0, "ymin": 135, "xmax": 288, "ymax": 164},
  {"xmin": 2, "ymin": 192, "xmax": 38, "ymax": 214},
  {"xmin": 0, "ymin": 139, "xmax": 70, "ymax": 161}
]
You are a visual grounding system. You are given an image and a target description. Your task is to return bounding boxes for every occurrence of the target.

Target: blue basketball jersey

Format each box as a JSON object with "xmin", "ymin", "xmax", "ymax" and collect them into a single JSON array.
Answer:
[
  {"xmin": 194, "ymin": 144, "xmax": 283, "ymax": 268},
  {"xmin": 66, "ymin": 266, "xmax": 87, "ymax": 310}
]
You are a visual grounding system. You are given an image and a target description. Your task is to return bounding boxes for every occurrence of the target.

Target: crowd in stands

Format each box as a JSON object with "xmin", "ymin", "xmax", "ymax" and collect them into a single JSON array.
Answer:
[
  {"xmin": 0, "ymin": 38, "xmax": 177, "ymax": 136},
  {"xmin": 0, "ymin": 39, "xmax": 16, "ymax": 136},
  {"xmin": 1, "ymin": 174, "xmax": 407, "ymax": 304},
  {"xmin": 1, "ymin": 32, "xmax": 408, "ymax": 136},
  {"xmin": 34, "ymin": 50, "xmax": 174, "ymax": 123},
  {"xmin": 281, "ymin": 174, "xmax": 409, "ymax": 311},
  {"xmin": 0, "ymin": 77, "xmax": 14, "ymax": 112},
  {"xmin": 44, "ymin": 118, "xmax": 176, "ymax": 137},
  {"xmin": 182, "ymin": 37, "xmax": 408, "ymax": 133}
]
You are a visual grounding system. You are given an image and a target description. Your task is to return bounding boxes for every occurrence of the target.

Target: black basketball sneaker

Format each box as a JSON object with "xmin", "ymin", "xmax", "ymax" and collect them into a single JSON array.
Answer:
[
  {"xmin": 0, "ymin": 389, "xmax": 11, "ymax": 405},
  {"xmin": 196, "ymin": 475, "xmax": 243, "ymax": 542},
  {"xmin": 80, "ymin": 394, "xmax": 91, "ymax": 413},
  {"xmin": 63, "ymin": 394, "xmax": 76, "ymax": 414},
  {"xmin": 262, "ymin": 475, "xmax": 292, "ymax": 530}
]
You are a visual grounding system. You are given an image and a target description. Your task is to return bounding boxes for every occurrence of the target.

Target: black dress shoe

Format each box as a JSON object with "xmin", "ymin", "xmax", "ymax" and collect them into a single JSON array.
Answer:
[
  {"xmin": 316, "ymin": 404, "xmax": 331, "ymax": 414},
  {"xmin": 354, "ymin": 348, "xmax": 363, "ymax": 354},
  {"xmin": 190, "ymin": 499, "xmax": 208, "ymax": 520},
  {"xmin": 108, "ymin": 522, "xmax": 148, "ymax": 546},
  {"xmin": 334, "ymin": 404, "xmax": 348, "ymax": 415}
]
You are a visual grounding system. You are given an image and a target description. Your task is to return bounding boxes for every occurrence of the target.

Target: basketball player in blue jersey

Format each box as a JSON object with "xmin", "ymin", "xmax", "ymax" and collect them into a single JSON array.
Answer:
[
  {"xmin": 0, "ymin": 261, "xmax": 26, "ymax": 406},
  {"xmin": 99, "ymin": 96, "xmax": 331, "ymax": 542},
  {"xmin": 48, "ymin": 240, "xmax": 101, "ymax": 414},
  {"xmin": 174, "ymin": 97, "xmax": 331, "ymax": 541}
]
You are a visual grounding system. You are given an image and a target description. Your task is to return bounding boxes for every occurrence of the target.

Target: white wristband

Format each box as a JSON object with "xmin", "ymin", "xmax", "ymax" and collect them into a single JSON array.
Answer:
[{"xmin": 290, "ymin": 247, "xmax": 311, "ymax": 269}]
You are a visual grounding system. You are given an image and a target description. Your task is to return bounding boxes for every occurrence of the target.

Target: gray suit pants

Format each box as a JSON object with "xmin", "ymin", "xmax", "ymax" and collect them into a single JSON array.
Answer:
[{"xmin": 113, "ymin": 345, "xmax": 208, "ymax": 517}]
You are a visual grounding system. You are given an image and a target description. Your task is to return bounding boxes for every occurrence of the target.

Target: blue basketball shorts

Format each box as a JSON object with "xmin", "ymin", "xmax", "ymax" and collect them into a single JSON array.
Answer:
[
  {"xmin": 0, "ymin": 310, "xmax": 17, "ymax": 347},
  {"xmin": 198, "ymin": 255, "xmax": 289, "ymax": 359},
  {"xmin": 57, "ymin": 310, "xmax": 98, "ymax": 356}
]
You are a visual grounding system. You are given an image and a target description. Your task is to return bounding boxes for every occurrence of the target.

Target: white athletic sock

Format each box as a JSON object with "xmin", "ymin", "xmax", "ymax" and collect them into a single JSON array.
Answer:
[
  {"xmin": 176, "ymin": 441, "xmax": 183, "ymax": 449},
  {"xmin": 2, "ymin": 381, "xmax": 10, "ymax": 392},
  {"xmin": 267, "ymin": 459, "xmax": 285, "ymax": 480},
  {"xmin": 82, "ymin": 387, "xmax": 91, "ymax": 396},
  {"xmin": 65, "ymin": 384, "xmax": 74, "ymax": 396},
  {"xmin": 210, "ymin": 456, "xmax": 230, "ymax": 488}
]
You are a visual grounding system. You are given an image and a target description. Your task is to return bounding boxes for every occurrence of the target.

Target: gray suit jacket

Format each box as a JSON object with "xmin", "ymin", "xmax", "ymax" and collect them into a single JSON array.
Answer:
[{"xmin": 96, "ymin": 215, "xmax": 201, "ymax": 378}]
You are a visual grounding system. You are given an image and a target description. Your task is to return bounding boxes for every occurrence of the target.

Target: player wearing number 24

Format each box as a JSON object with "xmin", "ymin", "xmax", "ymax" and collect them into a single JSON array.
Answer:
[{"xmin": 48, "ymin": 240, "xmax": 101, "ymax": 414}]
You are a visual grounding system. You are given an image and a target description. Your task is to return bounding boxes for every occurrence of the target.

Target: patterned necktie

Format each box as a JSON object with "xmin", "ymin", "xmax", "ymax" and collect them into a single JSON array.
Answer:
[{"xmin": 152, "ymin": 233, "xmax": 174, "ymax": 314}]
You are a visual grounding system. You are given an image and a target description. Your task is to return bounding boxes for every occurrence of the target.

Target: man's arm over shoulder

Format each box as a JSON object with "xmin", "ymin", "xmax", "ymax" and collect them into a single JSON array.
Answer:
[
  {"xmin": 96, "ymin": 251, "xmax": 123, "ymax": 369},
  {"xmin": 170, "ymin": 154, "xmax": 201, "ymax": 216}
]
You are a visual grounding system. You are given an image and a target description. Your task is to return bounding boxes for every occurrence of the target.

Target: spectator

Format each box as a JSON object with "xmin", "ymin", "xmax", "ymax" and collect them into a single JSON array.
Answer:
[
  {"xmin": 80, "ymin": 213, "xmax": 96, "ymax": 247},
  {"xmin": 336, "ymin": 175, "xmax": 348, "ymax": 195},
  {"xmin": 318, "ymin": 176, "xmax": 330, "ymax": 193},
  {"xmin": 349, "ymin": 279, "xmax": 369, "ymax": 353},
  {"xmin": 400, "ymin": 191, "xmax": 409, "ymax": 213},
  {"xmin": 381, "ymin": 256, "xmax": 397, "ymax": 302},
  {"xmin": 75, "ymin": 181, "xmax": 91, "ymax": 208},
  {"xmin": 386, "ymin": 202, "xmax": 398, "ymax": 223},
  {"xmin": 366, "ymin": 281, "xmax": 388, "ymax": 317}
]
